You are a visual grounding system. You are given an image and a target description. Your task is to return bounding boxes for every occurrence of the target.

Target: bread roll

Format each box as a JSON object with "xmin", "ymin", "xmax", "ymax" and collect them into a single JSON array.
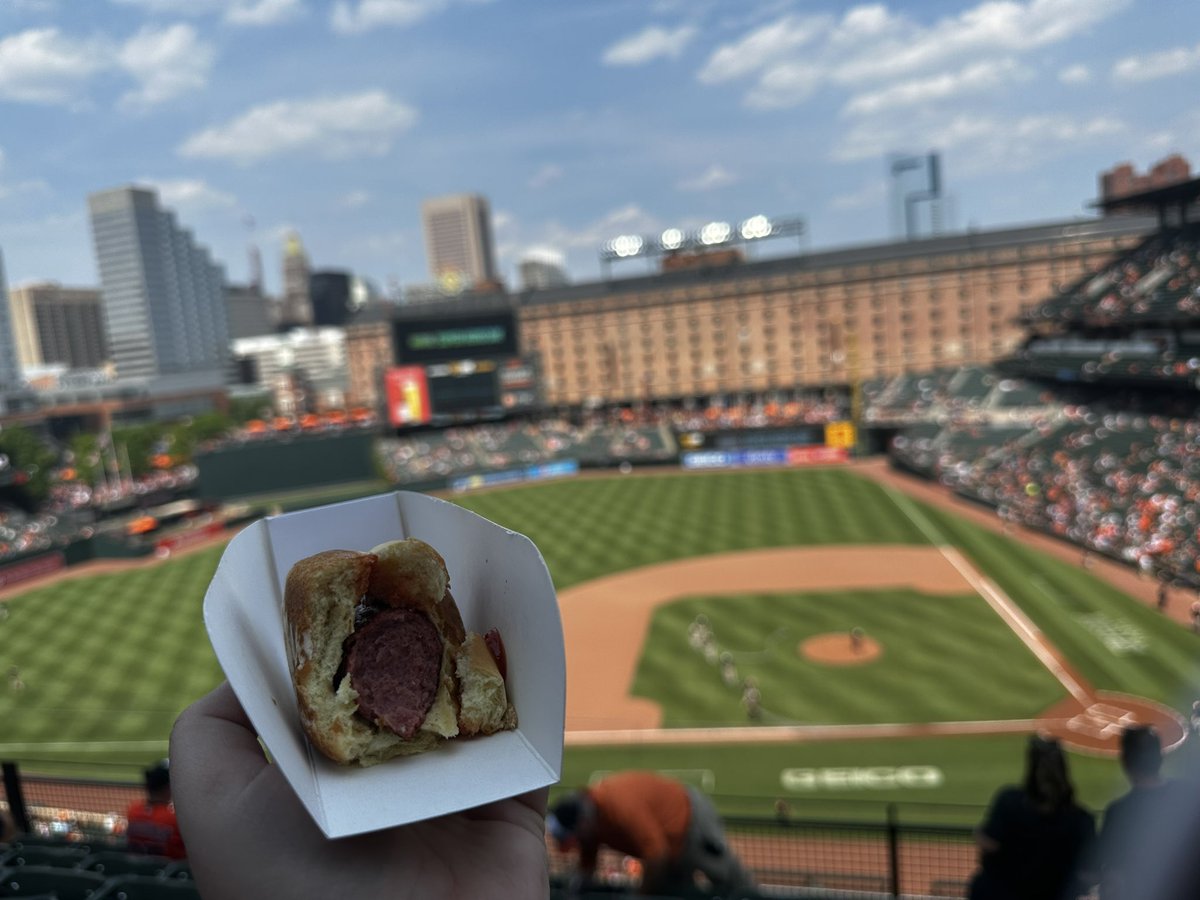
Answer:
[{"xmin": 284, "ymin": 538, "xmax": 516, "ymax": 766}]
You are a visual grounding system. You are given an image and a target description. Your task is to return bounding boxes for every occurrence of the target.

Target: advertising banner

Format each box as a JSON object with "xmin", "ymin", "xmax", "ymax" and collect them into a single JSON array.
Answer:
[{"xmin": 384, "ymin": 366, "xmax": 432, "ymax": 427}]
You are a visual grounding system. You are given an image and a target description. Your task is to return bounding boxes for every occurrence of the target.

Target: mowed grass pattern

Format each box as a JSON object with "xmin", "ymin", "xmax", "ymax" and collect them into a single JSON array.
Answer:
[
  {"xmin": 0, "ymin": 546, "xmax": 224, "ymax": 767},
  {"xmin": 631, "ymin": 590, "xmax": 1066, "ymax": 727},
  {"xmin": 0, "ymin": 466, "xmax": 1194, "ymax": 798},
  {"xmin": 455, "ymin": 469, "xmax": 925, "ymax": 589}
]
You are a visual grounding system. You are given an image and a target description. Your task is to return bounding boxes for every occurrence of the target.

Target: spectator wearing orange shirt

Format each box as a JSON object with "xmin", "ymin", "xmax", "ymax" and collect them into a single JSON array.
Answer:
[
  {"xmin": 125, "ymin": 760, "xmax": 186, "ymax": 859},
  {"xmin": 547, "ymin": 771, "xmax": 755, "ymax": 897}
]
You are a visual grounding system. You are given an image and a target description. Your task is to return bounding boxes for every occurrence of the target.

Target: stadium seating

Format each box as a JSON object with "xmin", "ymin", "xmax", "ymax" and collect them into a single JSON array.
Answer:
[
  {"xmin": 0, "ymin": 865, "xmax": 106, "ymax": 899},
  {"xmin": 1023, "ymin": 224, "xmax": 1200, "ymax": 325}
]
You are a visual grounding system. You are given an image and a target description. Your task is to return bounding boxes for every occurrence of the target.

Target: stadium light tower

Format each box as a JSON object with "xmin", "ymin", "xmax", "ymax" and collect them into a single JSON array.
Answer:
[
  {"xmin": 599, "ymin": 213, "xmax": 806, "ymax": 276},
  {"xmin": 889, "ymin": 152, "xmax": 943, "ymax": 240}
]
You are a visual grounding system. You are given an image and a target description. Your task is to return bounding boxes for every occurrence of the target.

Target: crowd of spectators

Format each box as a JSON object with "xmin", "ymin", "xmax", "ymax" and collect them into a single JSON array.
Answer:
[
  {"xmin": 863, "ymin": 367, "xmax": 1054, "ymax": 425},
  {"xmin": 375, "ymin": 398, "xmax": 845, "ymax": 484},
  {"xmin": 44, "ymin": 465, "xmax": 199, "ymax": 515},
  {"xmin": 1024, "ymin": 224, "xmax": 1200, "ymax": 325},
  {"xmin": 893, "ymin": 397, "xmax": 1200, "ymax": 586},
  {"xmin": 0, "ymin": 505, "xmax": 82, "ymax": 557}
]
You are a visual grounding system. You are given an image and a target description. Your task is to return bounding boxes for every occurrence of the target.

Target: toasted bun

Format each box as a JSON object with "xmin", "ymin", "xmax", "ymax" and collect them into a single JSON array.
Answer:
[
  {"xmin": 284, "ymin": 539, "xmax": 515, "ymax": 767},
  {"xmin": 457, "ymin": 632, "xmax": 517, "ymax": 736}
]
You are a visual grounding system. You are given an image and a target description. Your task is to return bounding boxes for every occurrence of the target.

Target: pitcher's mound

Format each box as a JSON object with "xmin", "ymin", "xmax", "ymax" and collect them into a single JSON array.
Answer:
[{"xmin": 801, "ymin": 633, "xmax": 882, "ymax": 665}]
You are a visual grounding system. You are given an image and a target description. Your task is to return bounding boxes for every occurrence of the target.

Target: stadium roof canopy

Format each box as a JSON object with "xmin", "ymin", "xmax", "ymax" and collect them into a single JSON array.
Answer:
[{"xmin": 1091, "ymin": 176, "xmax": 1200, "ymax": 223}]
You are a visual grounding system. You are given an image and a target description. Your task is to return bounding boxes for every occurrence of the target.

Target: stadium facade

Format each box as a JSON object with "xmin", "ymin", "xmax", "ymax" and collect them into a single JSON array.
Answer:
[{"xmin": 347, "ymin": 215, "xmax": 1156, "ymax": 411}]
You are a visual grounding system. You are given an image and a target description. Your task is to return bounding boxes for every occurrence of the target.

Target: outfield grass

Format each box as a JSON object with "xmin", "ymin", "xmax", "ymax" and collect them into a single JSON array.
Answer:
[
  {"xmin": 0, "ymin": 545, "xmax": 224, "ymax": 772},
  {"xmin": 631, "ymin": 590, "xmax": 1066, "ymax": 727},
  {"xmin": 0, "ymin": 467, "xmax": 1195, "ymax": 813}
]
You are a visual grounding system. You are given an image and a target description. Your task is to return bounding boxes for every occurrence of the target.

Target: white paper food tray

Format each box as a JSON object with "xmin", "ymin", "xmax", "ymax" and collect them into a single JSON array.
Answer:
[{"xmin": 201, "ymin": 490, "xmax": 565, "ymax": 838}]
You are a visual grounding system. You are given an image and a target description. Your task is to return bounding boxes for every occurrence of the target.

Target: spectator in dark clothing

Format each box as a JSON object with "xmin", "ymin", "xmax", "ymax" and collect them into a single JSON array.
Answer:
[
  {"xmin": 969, "ymin": 736, "xmax": 1095, "ymax": 900},
  {"xmin": 1098, "ymin": 725, "xmax": 1200, "ymax": 900}
]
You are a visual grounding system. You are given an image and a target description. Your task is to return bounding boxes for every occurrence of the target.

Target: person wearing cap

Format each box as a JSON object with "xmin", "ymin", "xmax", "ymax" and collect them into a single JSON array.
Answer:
[
  {"xmin": 547, "ymin": 771, "xmax": 755, "ymax": 897},
  {"xmin": 1097, "ymin": 725, "xmax": 1200, "ymax": 899},
  {"xmin": 125, "ymin": 760, "xmax": 186, "ymax": 859}
]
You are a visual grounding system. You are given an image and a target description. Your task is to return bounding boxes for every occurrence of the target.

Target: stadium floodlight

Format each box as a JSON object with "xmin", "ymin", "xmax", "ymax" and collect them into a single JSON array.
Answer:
[
  {"xmin": 660, "ymin": 227, "xmax": 684, "ymax": 250},
  {"xmin": 699, "ymin": 221, "xmax": 732, "ymax": 245},
  {"xmin": 611, "ymin": 234, "xmax": 644, "ymax": 258},
  {"xmin": 740, "ymin": 214, "xmax": 772, "ymax": 240}
]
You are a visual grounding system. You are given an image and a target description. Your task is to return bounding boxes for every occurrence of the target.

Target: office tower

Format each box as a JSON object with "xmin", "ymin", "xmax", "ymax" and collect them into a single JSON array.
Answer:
[
  {"xmin": 421, "ymin": 193, "xmax": 498, "ymax": 289},
  {"xmin": 281, "ymin": 231, "xmax": 313, "ymax": 327},
  {"xmin": 8, "ymin": 283, "xmax": 108, "ymax": 370},
  {"xmin": 519, "ymin": 254, "xmax": 569, "ymax": 290},
  {"xmin": 309, "ymin": 270, "xmax": 353, "ymax": 327},
  {"xmin": 0, "ymin": 252, "xmax": 18, "ymax": 387},
  {"xmin": 87, "ymin": 186, "xmax": 229, "ymax": 385},
  {"xmin": 224, "ymin": 282, "xmax": 275, "ymax": 339}
]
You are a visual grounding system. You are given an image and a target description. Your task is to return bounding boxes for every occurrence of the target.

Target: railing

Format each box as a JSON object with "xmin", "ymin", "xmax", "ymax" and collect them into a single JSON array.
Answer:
[{"xmin": 5, "ymin": 763, "xmax": 981, "ymax": 899}]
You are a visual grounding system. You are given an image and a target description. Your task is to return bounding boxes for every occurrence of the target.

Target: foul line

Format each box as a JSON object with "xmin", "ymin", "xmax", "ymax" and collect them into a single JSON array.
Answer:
[
  {"xmin": 566, "ymin": 718, "xmax": 1046, "ymax": 747},
  {"xmin": 884, "ymin": 487, "xmax": 1092, "ymax": 705}
]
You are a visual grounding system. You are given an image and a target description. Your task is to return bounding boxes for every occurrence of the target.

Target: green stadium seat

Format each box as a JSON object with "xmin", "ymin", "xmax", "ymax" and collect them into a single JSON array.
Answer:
[
  {"xmin": 10, "ymin": 836, "xmax": 90, "ymax": 852},
  {"xmin": 0, "ymin": 845, "xmax": 89, "ymax": 868},
  {"xmin": 78, "ymin": 852, "xmax": 172, "ymax": 878},
  {"xmin": 0, "ymin": 865, "xmax": 106, "ymax": 899},
  {"xmin": 160, "ymin": 862, "xmax": 191, "ymax": 881},
  {"xmin": 91, "ymin": 875, "xmax": 201, "ymax": 900}
]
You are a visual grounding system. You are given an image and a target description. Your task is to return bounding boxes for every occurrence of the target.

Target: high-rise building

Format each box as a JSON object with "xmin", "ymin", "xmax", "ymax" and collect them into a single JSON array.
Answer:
[
  {"xmin": 87, "ymin": 186, "xmax": 229, "ymax": 387},
  {"xmin": 281, "ymin": 231, "xmax": 313, "ymax": 327},
  {"xmin": 309, "ymin": 270, "xmax": 353, "ymax": 327},
  {"xmin": 519, "ymin": 253, "xmax": 569, "ymax": 291},
  {"xmin": 8, "ymin": 283, "xmax": 108, "ymax": 370},
  {"xmin": 421, "ymin": 193, "xmax": 498, "ymax": 289},
  {"xmin": 224, "ymin": 282, "xmax": 275, "ymax": 339},
  {"xmin": 0, "ymin": 252, "xmax": 18, "ymax": 388}
]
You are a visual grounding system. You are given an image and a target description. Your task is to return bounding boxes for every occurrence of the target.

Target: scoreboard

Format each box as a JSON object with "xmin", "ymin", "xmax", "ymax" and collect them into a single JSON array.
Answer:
[
  {"xmin": 384, "ymin": 357, "xmax": 540, "ymax": 427},
  {"xmin": 392, "ymin": 312, "xmax": 518, "ymax": 364}
]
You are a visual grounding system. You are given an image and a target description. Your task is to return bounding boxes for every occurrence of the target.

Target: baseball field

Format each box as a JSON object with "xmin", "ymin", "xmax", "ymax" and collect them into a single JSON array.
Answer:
[{"xmin": 1, "ymin": 465, "xmax": 1197, "ymax": 822}]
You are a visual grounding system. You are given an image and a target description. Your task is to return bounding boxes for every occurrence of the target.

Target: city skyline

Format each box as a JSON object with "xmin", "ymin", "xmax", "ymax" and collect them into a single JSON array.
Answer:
[{"xmin": 1, "ymin": 0, "xmax": 1199, "ymax": 294}]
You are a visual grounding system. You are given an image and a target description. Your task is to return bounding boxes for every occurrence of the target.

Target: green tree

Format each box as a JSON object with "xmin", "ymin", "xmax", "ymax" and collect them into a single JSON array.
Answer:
[{"xmin": 0, "ymin": 426, "xmax": 58, "ymax": 506}]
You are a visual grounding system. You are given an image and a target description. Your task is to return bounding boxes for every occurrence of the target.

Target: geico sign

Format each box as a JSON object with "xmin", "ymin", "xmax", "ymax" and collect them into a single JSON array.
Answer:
[{"xmin": 780, "ymin": 766, "xmax": 944, "ymax": 792}]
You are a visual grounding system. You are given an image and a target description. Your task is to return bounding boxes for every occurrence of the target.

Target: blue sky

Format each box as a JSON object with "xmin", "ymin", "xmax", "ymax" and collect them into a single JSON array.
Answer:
[{"xmin": 0, "ymin": 0, "xmax": 1198, "ymax": 295}]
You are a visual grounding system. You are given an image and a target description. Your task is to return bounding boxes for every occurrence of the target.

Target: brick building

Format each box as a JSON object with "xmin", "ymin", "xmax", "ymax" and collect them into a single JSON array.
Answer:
[{"xmin": 346, "ymin": 216, "xmax": 1155, "ymax": 412}]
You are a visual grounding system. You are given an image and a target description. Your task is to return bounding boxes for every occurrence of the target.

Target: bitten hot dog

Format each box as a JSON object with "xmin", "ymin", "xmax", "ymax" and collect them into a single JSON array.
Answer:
[{"xmin": 284, "ymin": 538, "xmax": 516, "ymax": 766}]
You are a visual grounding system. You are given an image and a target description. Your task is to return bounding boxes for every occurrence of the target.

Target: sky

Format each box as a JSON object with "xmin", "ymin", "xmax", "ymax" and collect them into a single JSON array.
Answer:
[{"xmin": 0, "ymin": 0, "xmax": 1198, "ymax": 296}]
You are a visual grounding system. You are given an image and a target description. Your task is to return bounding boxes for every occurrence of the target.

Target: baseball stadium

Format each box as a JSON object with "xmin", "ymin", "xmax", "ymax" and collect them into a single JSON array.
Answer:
[{"xmin": 2, "ymin": 175, "xmax": 1200, "ymax": 898}]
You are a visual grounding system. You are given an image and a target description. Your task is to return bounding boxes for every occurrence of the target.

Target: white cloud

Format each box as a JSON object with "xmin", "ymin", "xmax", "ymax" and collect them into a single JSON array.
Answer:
[
  {"xmin": 545, "ymin": 204, "xmax": 662, "ymax": 251},
  {"xmin": 179, "ymin": 90, "xmax": 418, "ymax": 164},
  {"xmin": 1112, "ymin": 43, "xmax": 1200, "ymax": 83},
  {"xmin": 601, "ymin": 24, "xmax": 698, "ymax": 67},
  {"xmin": 698, "ymin": 14, "xmax": 829, "ymax": 84},
  {"xmin": 527, "ymin": 163, "xmax": 563, "ymax": 189},
  {"xmin": 117, "ymin": 24, "xmax": 215, "ymax": 112},
  {"xmin": 330, "ymin": 0, "xmax": 444, "ymax": 33},
  {"xmin": 138, "ymin": 178, "xmax": 237, "ymax": 210},
  {"xmin": 492, "ymin": 209, "xmax": 514, "ymax": 232},
  {"xmin": 226, "ymin": 0, "xmax": 305, "ymax": 26},
  {"xmin": 340, "ymin": 189, "xmax": 371, "ymax": 209},
  {"xmin": 844, "ymin": 58, "xmax": 1025, "ymax": 117},
  {"xmin": 700, "ymin": 0, "xmax": 1129, "ymax": 108},
  {"xmin": 830, "ymin": 179, "xmax": 886, "ymax": 211},
  {"xmin": 520, "ymin": 245, "xmax": 565, "ymax": 267},
  {"xmin": 677, "ymin": 164, "xmax": 737, "ymax": 192},
  {"xmin": 0, "ymin": 28, "xmax": 108, "ymax": 106},
  {"xmin": 1058, "ymin": 63, "xmax": 1091, "ymax": 84},
  {"xmin": 834, "ymin": 112, "xmax": 1126, "ymax": 171},
  {"xmin": 111, "ymin": 0, "xmax": 305, "ymax": 25}
]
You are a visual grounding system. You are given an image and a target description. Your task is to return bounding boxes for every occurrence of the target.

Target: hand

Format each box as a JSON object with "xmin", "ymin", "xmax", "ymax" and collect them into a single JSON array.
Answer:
[{"xmin": 170, "ymin": 682, "xmax": 549, "ymax": 900}]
